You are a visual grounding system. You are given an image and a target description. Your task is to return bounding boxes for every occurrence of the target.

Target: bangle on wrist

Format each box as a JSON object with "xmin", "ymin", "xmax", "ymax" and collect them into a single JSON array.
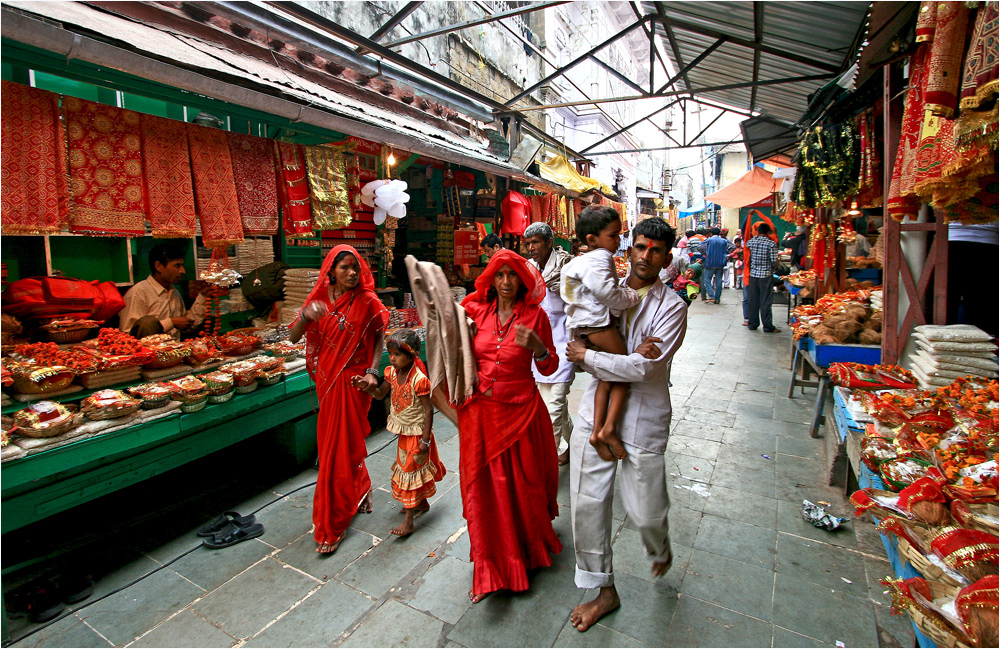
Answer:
[
  {"xmin": 534, "ymin": 349, "xmax": 550, "ymax": 361},
  {"xmin": 419, "ymin": 439, "xmax": 431, "ymax": 447},
  {"xmin": 364, "ymin": 368, "xmax": 380, "ymax": 377}
]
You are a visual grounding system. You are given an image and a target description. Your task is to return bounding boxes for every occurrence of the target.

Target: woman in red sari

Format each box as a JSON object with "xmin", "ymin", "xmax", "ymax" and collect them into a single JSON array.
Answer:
[
  {"xmin": 458, "ymin": 249, "xmax": 562, "ymax": 601},
  {"xmin": 290, "ymin": 244, "xmax": 389, "ymax": 554}
]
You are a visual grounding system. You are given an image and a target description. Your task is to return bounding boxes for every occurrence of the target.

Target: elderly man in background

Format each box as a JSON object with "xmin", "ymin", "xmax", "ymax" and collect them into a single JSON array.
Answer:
[{"xmin": 523, "ymin": 222, "xmax": 575, "ymax": 465}]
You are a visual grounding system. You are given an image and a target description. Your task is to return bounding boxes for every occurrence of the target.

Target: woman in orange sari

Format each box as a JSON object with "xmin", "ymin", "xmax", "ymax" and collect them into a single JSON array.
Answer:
[
  {"xmin": 290, "ymin": 244, "xmax": 389, "ymax": 553},
  {"xmin": 458, "ymin": 249, "xmax": 562, "ymax": 602}
]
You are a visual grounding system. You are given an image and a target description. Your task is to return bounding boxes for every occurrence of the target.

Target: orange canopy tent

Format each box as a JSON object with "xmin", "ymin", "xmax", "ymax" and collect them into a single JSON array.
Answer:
[{"xmin": 705, "ymin": 166, "xmax": 776, "ymax": 208}]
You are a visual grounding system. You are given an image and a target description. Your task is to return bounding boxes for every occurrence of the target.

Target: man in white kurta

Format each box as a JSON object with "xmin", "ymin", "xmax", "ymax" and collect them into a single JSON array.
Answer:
[
  {"xmin": 524, "ymin": 222, "xmax": 576, "ymax": 465},
  {"xmin": 566, "ymin": 218, "xmax": 687, "ymax": 632}
]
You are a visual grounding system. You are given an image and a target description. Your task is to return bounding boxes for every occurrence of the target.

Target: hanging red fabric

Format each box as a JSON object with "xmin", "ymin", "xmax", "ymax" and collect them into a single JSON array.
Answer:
[{"xmin": 740, "ymin": 209, "xmax": 779, "ymax": 285}]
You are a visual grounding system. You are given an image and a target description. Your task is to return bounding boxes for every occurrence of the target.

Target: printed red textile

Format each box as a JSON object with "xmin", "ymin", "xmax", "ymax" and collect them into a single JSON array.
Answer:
[
  {"xmin": 140, "ymin": 114, "xmax": 196, "ymax": 238},
  {"xmin": 0, "ymin": 81, "xmax": 69, "ymax": 234},
  {"xmin": 888, "ymin": 44, "xmax": 930, "ymax": 221},
  {"xmin": 187, "ymin": 124, "xmax": 243, "ymax": 246},
  {"xmin": 227, "ymin": 132, "xmax": 279, "ymax": 235},
  {"xmin": 960, "ymin": 2, "xmax": 999, "ymax": 110},
  {"xmin": 457, "ymin": 392, "xmax": 562, "ymax": 595},
  {"xmin": 923, "ymin": 1, "xmax": 969, "ymax": 118},
  {"xmin": 291, "ymin": 244, "xmax": 389, "ymax": 544},
  {"xmin": 276, "ymin": 141, "xmax": 313, "ymax": 236},
  {"xmin": 64, "ymin": 96, "xmax": 146, "ymax": 237}
]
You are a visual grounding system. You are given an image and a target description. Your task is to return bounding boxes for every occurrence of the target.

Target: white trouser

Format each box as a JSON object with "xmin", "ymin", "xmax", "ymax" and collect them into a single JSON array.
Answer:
[
  {"xmin": 537, "ymin": 381, "xmax": 573, "ymax": 454},
  {"xmin": 722, "ymin": 264, "xmax": 731, "ymax": 288},
  {"xmin": 569, "ymin": 426, "xmax": 671, "ymax": 589}
]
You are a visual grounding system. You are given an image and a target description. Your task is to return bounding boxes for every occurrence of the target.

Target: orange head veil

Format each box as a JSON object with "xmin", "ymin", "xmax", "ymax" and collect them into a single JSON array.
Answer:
[{"xmin": 462, "ymin": 249, "xmax": 546, "ymax": 308}]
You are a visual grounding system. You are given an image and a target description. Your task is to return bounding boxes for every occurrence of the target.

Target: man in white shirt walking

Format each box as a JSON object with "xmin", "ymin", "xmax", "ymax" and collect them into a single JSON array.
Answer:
[
  {"xmin": 565, "ymin": 217, "xmax": 687, "ymax": 632},
  {"xmin": 119, "ymin": 241, "xmax": 206, "ymax": 339},
  {"xmin": 523, "ymin": 222, "xmax": 576, "ymax": 465}
]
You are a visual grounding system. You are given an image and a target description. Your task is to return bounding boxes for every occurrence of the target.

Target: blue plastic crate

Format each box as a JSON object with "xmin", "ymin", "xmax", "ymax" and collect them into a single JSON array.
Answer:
[
  {"xmin": 806, "ymin": 336, "xmax": 881, "ymax": 367},
  {"xmin": 847, "ymin": 268, "xmax": 882, "ymax": 283}
]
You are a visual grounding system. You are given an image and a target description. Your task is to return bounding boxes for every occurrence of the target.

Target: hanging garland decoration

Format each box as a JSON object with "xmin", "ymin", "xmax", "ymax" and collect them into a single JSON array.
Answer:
[
  {"xmin": 198, "ymin": 248, "xmax": 242, "ymax": 337},
  {"xmin": 792, "ymin": 121, "xmax": 860, "ymax": 208}
]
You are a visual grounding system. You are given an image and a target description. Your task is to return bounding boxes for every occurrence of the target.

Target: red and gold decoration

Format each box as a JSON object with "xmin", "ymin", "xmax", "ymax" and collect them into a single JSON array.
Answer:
[
  {"xmin": 186, "ymin": 123, "xmax": 244, "ymax": 247},
  {"xmin": 140, "ymin": 113, "xmax": 197, "ymax": 238},
  {"xmin": 227, "ymin": 131, "xmax": 279, "ymax": 236}
]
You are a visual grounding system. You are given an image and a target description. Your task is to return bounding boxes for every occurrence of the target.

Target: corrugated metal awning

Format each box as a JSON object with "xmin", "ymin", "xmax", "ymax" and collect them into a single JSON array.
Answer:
[{"xmin": 642, "ymin": 1, "xmax": 870, "ymax": 125}]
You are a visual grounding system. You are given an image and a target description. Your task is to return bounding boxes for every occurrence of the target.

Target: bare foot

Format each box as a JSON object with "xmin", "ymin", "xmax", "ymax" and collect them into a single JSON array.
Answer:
[
  {"xmin": 390, "ymin": 510, "xmax": 416, "ymax": 537},
  {"xmin": 316, "ymin": 533, "xmax": 345, "ymax": 554},
  {"xmin": 557, "ymin": 449, "xmax": 570, "ymax": 466},
  {"xmin": 588, "ymin": 431, "xmax": 616, "ymax": 461},
  {"xmin": 571, "ymin": 586, "xmax": 620, "ymax": 632},
  {"xmin": 357, "ymin": 490, "xmax": 373, "ymax": 514},
  {"xmin": 468, "ymin": 587, "xmax": 492, "ymax": 604},
  {"xmin": 651, "ymin": 554, "xmax": 673, "ymax": 578},
  {"xmin": 595, "ymin": 425, "xmax": 627, "ymax": 460}
]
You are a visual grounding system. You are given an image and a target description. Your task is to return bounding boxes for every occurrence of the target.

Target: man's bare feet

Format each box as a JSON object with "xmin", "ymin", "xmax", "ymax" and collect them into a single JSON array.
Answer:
[
  {"xmin": 595, "ymin": 425, "xmax": 627, "ymax": 460},
  {"xmin": 316, "ymin": 533, "xmax": 345, "ymax": 554},
  {"xmin": 390, "ymin": 509, "xmax": 417, "ymax": 537},
  {"xmin": 651, "ymin": 554, "xmax": 672, "ymax": 578},
  {"xmin": 557, "ymin": 449, "xmax": 570, "ymax": 466},
  {"xmin": 357, "ymin": 490, "xmax": 373, "ymax": 514},
  {"xmin": 571, "ymin": 586, "xmax": 620, "ymax": 632},
  {"xmin": 468, "ymin": 587, "xmax": 492, "ymax": 604}
]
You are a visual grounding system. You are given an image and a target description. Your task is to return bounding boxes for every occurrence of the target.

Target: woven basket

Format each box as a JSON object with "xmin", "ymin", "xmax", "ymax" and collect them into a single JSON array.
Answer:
[
  {"xmin": 235, "ymin": 382, "xmax": 258, "ymax": 394},
  {"xmin": 207, "ymin": 390, "xmax": 234, "ymax": 404},
  {"xmin": 137, "ymin": 395, "xmax": 170, "ymax": 410},
  {"xmin": 11, "ymin": 372, "xmax": 74, "ymax": 395},
  {"xmin": 46, "ymin": 328, "xmax": 94, "ymax": 344},
  {"xmin": 952, "ymin": 501, "xmax": 999, "ymax": 536},
  {"xmin": 15, "ymin": 413, "xmax": 77, "ymax": 438},
  {"xmin": 83, "ymin": 401, "xmax": 141, "ymax": 421},
  {"xmin": 897, "ymin": 539, "xmax": 963, "ymax": 588},
  {"xmin": 257, "ymin": 373, "xmax": 284, "ymax": 387},
  {"xmin": 179, "ymin": 399, "xmax": 207, "ymax": 413},
  {"xmin": 143, "ymin": 356, "xmax": 185, "ymax": 370},
  {"xmin": 904, "ymin": 580, "xmax": 971, "ymax": 648}
]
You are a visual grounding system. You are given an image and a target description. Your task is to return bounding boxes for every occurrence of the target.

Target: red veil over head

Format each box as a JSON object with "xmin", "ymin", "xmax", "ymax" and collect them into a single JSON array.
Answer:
[
  {"xmin": 462, "ymin": 249, "xmax": 546, "ymax": 308},
  {"xmin": 299, "ymin": 244, "xmax": 389, "ymax": 382},
  {"xmin": 741, "ymin": 208, "xmax": 780, "ymax": 284}
]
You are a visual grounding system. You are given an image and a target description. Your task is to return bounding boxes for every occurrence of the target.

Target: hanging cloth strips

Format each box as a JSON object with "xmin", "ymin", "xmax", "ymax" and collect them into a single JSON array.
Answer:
[
  {"xmin": 227, "ymin": 131, "xmax": 279, "ymax": 235},
  {"xmin": 959, "ymin": 2, "xmax": 999, "ymax": 112},
  {"xmin": 275, "ymin": 141, "xmax": 314, "ymax": 237},
  {"xmin": 303, "ymin": 145, "xmax": 352, "ymax": 230},
  {"xmin": 0, "ymin": 81, "xmax": 69, "ymax": 235},
  {"xmin": 922, "ymin": 1, "xmax": 969, "ymax": 119},
  {"xmin": 140, "ymin": 113, "xmax": 196, "ymax": 238},
  {"xmin": 64, "ymin": 96, "xmax": 146, "ymax": 237},
  {"xmin": 187, "ymin": 123, "xmax": 244, "ymax": 247},
  {"xmin": 887, "ymin": 43, "xmax": 931, "ymax": 221}
]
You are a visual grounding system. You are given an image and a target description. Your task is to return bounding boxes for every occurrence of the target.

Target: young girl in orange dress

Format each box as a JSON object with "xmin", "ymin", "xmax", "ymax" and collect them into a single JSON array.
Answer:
[{"xmin": 354, "ymin": 328, "xmax": 445, "ymax": 537}]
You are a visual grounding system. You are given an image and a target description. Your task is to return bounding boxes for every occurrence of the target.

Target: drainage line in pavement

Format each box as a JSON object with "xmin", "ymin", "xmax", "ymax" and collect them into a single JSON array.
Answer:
[{"xmin": 4, "ymin": 436, "xmax": 399, "ymax": 647}]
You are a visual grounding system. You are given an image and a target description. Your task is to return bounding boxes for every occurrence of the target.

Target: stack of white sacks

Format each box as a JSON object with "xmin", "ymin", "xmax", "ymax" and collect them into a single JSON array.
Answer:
[
  {"xmin": 908, "ymin": 324, "xmax": 998, "ymax": 387},
  {"xmin": 869, "ymin": 289, "xmax": 883, "ymax": 311},
  {"xmin": 280, "ymin": 268, "xmax": 321, "ymax": 324}
]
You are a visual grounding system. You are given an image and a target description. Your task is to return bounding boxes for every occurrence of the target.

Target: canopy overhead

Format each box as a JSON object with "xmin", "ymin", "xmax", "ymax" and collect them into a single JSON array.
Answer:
[
  {"xmin": 679, "ymin": 202, "xmax": 711, "ymax": 217},
  {"xmin": 705, "ymin": 166, "xmax": 776, "ymax": 208},
  {"xmin": 537, "ymin": 155, "xmax": 616, "ymax": 196}
]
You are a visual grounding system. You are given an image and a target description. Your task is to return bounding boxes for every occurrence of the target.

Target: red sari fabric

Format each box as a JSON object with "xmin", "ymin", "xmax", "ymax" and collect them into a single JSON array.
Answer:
[
  {"xmin": 457, "ymin": 252, "xmax": 561, "ymax": 595},
  {"xmin": 140, "ymin": 113, "xmax": 197, "ymax": 238},
  {"xmin": 276, "ymin": 141, "xmax": 314, "ymax": 236},
  {"xmin": 0, "ymin": 81, "xmax": 69, "ymax": 234},
  {"xmin": 922, "ymin": 1, "xmax": 969, "ymax": 118},
  {"xmin": 960, "ymin": 2, "xmax": 999, "ymax": 111},
  {"xmin": 888, "ymin": 44, "xmax": 931, "ymax": 221},
  {"xmin": 227, "ymin": 132, "xmax": 279, "ymax": 235},
  {"xmin": 187, "ymin": 123, "xmax": 244, "ymax": 246},
  {"xmin": 64, "ymin": 96, "xmax": 146, "ymax": 237},
  {"xmin": 294, "ymin": 245, "xmax": 389, "ymax": 544}
]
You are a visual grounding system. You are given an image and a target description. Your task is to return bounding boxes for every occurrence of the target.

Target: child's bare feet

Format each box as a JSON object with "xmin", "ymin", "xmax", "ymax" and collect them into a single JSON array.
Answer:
[
  {"xmin": 593, "ymin": 425, "xmax": 627, "ymax": 460},
  {"xmin": 588, "ymin": 431, "xmax": 616, "ymax": 461},
  {"xmin": 390, "ymin": 509, "xmax": 418, "ymax": 537}
]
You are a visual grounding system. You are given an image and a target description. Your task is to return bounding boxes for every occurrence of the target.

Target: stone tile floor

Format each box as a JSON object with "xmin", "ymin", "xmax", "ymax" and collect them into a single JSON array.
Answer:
[{"xmin": 5, "ymin": 292, "xmax": 916, "ymax": 647}]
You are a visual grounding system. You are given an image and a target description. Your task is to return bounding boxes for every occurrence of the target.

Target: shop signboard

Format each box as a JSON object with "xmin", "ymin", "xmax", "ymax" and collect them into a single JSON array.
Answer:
[{"xmin": 454, "ymin": 230, "xmax": 479, "ymax": 265}]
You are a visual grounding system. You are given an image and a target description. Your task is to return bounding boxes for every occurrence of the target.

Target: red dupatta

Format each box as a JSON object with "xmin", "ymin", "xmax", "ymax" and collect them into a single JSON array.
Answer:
[
  {"xmin": 740, "ymin": 209, "xmax": 779, "ymax": 284},
  {"xmin": 296, "ymin": 245, "xmax": 389, "ymax": 399},
  {"xmin": 462, "ymin": 249, "xmax": 546, "ymax": 308}
]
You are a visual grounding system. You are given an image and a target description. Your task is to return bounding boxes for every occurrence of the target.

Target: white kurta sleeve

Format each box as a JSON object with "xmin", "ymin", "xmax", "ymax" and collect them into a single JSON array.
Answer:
[{"xmin": 582, "ymin": 298, "xmax": 687, "ymax": 383}]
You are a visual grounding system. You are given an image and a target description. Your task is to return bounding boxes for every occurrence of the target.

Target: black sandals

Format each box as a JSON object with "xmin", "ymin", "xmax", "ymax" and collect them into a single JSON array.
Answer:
[
  {"xmin": 197, "ymin": 511, "xmax": 256, "ymax": 537},
  {"xmin": 203, "ymin": 521, "xmax": 265, "ymax": 549}
]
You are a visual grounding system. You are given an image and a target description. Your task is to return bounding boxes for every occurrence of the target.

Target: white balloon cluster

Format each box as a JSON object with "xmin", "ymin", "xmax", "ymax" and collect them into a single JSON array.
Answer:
[{"xmin": 361, "ymin": 179, "xmax": 410, "ymax": 225}]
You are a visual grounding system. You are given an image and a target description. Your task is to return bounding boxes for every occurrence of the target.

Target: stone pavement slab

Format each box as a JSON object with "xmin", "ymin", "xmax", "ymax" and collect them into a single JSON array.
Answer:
[{"xmin": 7, "ymin": 294, "xmax": 910, "ymax": 648}]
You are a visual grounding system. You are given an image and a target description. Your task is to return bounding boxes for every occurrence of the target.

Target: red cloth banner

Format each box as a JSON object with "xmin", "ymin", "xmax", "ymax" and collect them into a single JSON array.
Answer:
[
  {"xmin": 186, "ymin": 123, "xmax": 244, "ymax": 247},
  {"xmin": 227, "ymin": 131, "xmax": 279, "ymax": 235},
  {"xmin": 140, "ymin": 113, "xmax": 196, "ymax": 238},
  {"xmin": 275, "ymin": 141, "xmax": 314, "ymax": 236},
  {"xmin": 64, "ymin": 96, "xmax": 146, "ymax": 237},
  {"xmin": 0, "ymin": 81, "xmax": 69, "ymax": 235}
]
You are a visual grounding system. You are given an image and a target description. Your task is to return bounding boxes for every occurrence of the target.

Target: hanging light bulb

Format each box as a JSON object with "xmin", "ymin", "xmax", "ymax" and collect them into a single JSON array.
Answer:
[
  {"xmin": 387, "ymin": 149, "xmax": 396, "ymax": 166},
  {"xmin": 847, "ymin": 200, "xmax": 861, "ymax": 216}
]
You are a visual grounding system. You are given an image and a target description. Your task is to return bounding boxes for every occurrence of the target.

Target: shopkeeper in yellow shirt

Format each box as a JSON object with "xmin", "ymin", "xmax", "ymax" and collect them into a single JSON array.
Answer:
[{"xmin": 119, "ymin": 241, "xmax": 206, "ymax": 339}]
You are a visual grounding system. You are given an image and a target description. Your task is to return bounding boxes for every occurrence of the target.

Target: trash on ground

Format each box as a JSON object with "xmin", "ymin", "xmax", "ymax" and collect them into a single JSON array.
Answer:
[{"xmin": 801, "ymin": 499, "xmax": 849, "ymax": 530}]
